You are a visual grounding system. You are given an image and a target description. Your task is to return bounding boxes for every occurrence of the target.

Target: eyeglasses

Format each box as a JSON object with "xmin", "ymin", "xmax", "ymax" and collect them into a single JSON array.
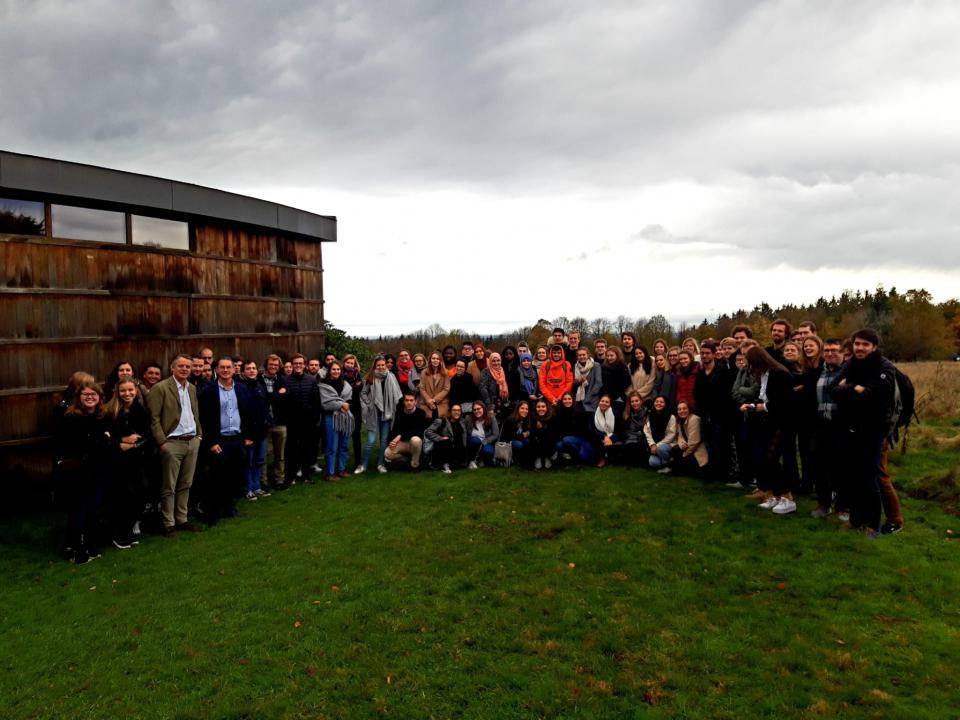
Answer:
[{"xmin": 79, "ymin": 392, "xmax": 100, "ymax": 398}]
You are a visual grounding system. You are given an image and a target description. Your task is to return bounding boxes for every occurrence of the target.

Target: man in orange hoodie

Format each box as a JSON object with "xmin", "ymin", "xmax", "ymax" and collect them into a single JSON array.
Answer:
[{"xmin": 539, "ymin": 344, "xmax": 574, "ymax": 406}]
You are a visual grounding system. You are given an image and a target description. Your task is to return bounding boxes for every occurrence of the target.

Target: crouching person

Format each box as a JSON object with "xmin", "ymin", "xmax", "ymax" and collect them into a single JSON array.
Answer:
[
  {"xmin": 424, "ymin": 404, "xmax": 468, "ymax": 473},
  {"xmin": 384, "ymin": 393, "xmax": 428, "ymax": 471},
  {"xmin": 644, "ymin": 395, "xmax": 678, "ymax": 473},
  {"xmin": 671, "ymin": 401, "xmax": 709, "ymax": 476}
]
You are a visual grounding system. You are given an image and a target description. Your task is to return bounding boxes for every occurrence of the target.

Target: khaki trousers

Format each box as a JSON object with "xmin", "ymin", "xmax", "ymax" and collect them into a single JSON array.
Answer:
[
  {"xmin": 385, "ymin": 437, "xmax": 423, "ymax": 468},
  {"xmin": 159, "ymin": 436, "xmax": 200, "ymax": 527}
]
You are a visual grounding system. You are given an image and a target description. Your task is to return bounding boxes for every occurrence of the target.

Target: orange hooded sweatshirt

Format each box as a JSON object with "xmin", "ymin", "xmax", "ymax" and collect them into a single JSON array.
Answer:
[{"xmin": 538, "ymin": 352, "xmax": 574, "ymax": 404}]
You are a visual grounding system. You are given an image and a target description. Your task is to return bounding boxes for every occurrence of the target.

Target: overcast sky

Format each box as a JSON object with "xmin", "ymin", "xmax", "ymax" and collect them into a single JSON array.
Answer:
[{"xmin": 3, "ymin": 0, "xmax": 958, "ymax": 335}]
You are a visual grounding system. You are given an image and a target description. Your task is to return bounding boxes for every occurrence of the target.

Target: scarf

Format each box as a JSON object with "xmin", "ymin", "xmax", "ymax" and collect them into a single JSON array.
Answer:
[
  {"xmin": 372, "ymin": 370, "xmax": 403, "ymax": 421},
  {"xmin": 487, "ymin": 353, "xmax": 509, "ymax": 399},
  {"xmin": 397, "ymin": 358, "xmax": 414, "ymax": 384},
  {"xmin": 574, "ymin": 357, "xmax": 594, "ymax": 402},
  {"xmin": 473, "ymin": 355, "xmax": 488, "ymax": 372},
  {"xmin": 518, "ymin": 353, "xmax": 538, "ymax": 395},
  {"xmin": 342, "ymin": 366, "xmax": 360, "ymax": 385},
  {"xmin": 648, "ymin": 408, "xmax": 670, "ymax": 443},
  {"xmin": 323, "ymin": 375, "xmax": 346, "ymax": 395},
  {"xmin": 594, "ymin": 406, "xmax": 616, "ymax": 436}
]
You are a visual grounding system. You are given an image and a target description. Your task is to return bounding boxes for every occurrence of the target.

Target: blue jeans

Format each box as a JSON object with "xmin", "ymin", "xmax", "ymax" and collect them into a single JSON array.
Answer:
[
  {"xmin": 647, "ymin": 442, "xmax": 673, "ymax": 469},
  {"xmin": 246, "ymin": 437, "xmax": 268, "ymax": 493},
  {"xmin": 324, "ymin": 414, "xmax": 350, "ymax": 475},
  {"xmin": 467, "ymin": 436, "xmax": 495, "ymax": 464},
  {"xmin": 362, "ymin": 417, "xmax": 392, "ymax": 467},
  {"xmin": 556, "ymin": 436, "xmax": 596, "ymax": 464}
]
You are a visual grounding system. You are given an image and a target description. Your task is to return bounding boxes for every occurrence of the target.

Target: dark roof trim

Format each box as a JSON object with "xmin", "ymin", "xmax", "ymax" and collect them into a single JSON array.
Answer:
[{"xmin": 0, "ymin": 150, "xmax": 336, "ymax": 242}]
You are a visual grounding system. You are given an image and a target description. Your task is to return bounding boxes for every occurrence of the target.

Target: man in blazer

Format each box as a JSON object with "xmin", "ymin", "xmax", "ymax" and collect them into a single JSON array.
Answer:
[
  {"xmin": 145, "ymin": 354, "xmax": 203, "ymax": 536},
  {"xmin": 198, "ymin": 357, "xmax": 254, "ymax": 524}
]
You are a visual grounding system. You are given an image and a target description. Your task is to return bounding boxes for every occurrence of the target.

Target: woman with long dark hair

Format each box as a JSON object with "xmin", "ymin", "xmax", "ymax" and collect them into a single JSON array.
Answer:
[
  {"xmin": 104, "ymin": 360, "xmax": 138, "ymax": 401},
  {"xmin": 500, "ymin": 400, "xmax": 532, "ymax": 468},
  {"xmin": 464, "ymin": 401, "xmax": 498, "ymax": 469},
  {"xmin": 672, "ymin": 401, "xmax": 709, "ymax": 476},
  {"xmin": 600, "ymin": 347, "xmax": 632, "ymax": 414},
  {"xmin": 630, "ymin": 345, "xmax": 655, "ymax": 404},
  {"xmin": 530, "ymin": 399, "xmax": 556, "ymax": 469},
  {"xmin": 644, "ymin": 395, "xmax": 677, "ymax": 472}
]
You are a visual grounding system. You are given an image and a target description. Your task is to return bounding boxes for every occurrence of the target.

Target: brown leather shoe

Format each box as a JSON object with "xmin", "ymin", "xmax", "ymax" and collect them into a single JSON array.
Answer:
[
  {"xmin": 337, "ymin": 470, "xmax": 351, "ymax": 478},
  {"xmin": 596, "ymin": 458, "xmax": 607, "ymax": 469},
  {"xmin": 325, "ymin": 474, "xmax": 339, "ymax": 482},
  {"xmin": 163, "ymin": 526, "xmax": 177, "ymax": 538},
  {"xmin": 176, "ymin": 522, "xmax": 202, "ymax": 533}
]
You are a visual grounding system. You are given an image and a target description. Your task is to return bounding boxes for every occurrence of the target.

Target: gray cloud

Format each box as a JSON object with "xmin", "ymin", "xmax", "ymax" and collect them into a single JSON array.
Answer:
[{"xmin": 2, "ymin": 0, "xmax": 959, "ymax": 278}]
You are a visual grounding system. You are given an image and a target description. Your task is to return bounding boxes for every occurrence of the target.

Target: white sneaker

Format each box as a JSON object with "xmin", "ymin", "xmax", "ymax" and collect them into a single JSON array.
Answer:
[
  {"xmin": 353, "ymin": 465, "xmax": 366, "ymax": 475},
  {"xmin": 377, "ymin": 464, "xmax": 388, "ymax": 474},
  {"xmin": 245, "ymin": 491, "xmax": 257, "ymax": 501},
  {"xmin": 772, "ymin": 498, "xmax": 797, "ymax": 514},
  {"xmin": 468, "ymin": 461, "xmax": 478, "ymax": 470},
  {"xmin": 725, "ymin": 481, "xmax": 746, "ymax": 488},
  {"xmin": 441, "ymin": 464, "xmax": 452, "ymax": 474},
  {"xmin": 837, "ymin": 511, "xmax": 850, "ymax": 523},
  {"xmin": 295, "ymin": 470, "xmax": 303, "ymax": 479},
  {"xmin": 758, "ymin": 496, "xmax": 780, "ymax": 509},
  {"xmin": 656, "ymin": 467, "xmax": 672, "ymax": 474},
  {"xmin": 534, "ymin": 457, "xmax": 542, "ymax": 469},
  {"xmin": 311, "ymin": 464, "xmax": 323, "ymax": 474},
  {"xmin": 544, "ymin": 457, "xmax": 552, "ymax": 469}
]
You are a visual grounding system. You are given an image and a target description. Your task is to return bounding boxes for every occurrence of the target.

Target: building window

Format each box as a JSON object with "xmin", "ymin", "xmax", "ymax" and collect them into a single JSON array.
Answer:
[
  {"xmin": 0, "ymin": 198, "xmax": 46, "ymax": 235},
  {"xmin": 131, "ymin": 215, "xmax": 190, "ymax": 250},
  {"xmin": 51, "ymin": 204, "xmax": 126, "ymax": 243}
]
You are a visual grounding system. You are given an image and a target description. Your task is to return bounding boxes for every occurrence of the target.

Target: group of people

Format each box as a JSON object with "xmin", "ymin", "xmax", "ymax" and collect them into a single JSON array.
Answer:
[{"xmin": 53, "ymin": 320, "xmax": 906, "ymax": 563}]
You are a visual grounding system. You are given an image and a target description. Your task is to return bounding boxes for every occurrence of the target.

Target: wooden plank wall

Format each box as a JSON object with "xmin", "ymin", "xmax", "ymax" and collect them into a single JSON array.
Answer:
[{"xmin": 0, "ymin": 222, "xmax": 326, "ymax": 488}]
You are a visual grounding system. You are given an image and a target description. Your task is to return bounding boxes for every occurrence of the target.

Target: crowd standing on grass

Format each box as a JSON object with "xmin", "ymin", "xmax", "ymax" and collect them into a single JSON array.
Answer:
[{"xmin": 52, "ymin": 321, "xmax": 912, "ymax": 564}]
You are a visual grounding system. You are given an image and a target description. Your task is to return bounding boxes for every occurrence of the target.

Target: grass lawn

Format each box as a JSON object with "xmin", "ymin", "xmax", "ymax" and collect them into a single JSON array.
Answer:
[{"xmin": 1, "ymin": 457, "xmax": 958, "ymax": 719}]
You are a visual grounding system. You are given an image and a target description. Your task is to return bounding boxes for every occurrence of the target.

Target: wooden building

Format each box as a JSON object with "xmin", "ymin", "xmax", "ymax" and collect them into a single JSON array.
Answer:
[{"xmin": 0, "ymin": 151, "xmax": 336, "ymax": 490}]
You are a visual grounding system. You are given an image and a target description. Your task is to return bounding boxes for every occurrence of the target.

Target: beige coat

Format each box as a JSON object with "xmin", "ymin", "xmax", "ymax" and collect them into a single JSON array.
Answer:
[
  {"xmin": 631, "ymin": 366, "xmax": 656, "ymax": 402},
  {"xmin": 677, "ymin": 413, "xmax": 709, "ymax": 467},
  {"xmin": 418, "ymin": 370, "xmax": 451, "ymax": 417}
]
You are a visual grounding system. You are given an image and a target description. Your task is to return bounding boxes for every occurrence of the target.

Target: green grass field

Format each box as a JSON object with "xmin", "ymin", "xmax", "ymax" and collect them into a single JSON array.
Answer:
[{"xmin": 2, "ymin": 449, "xmax": 959, "ymax": 719}]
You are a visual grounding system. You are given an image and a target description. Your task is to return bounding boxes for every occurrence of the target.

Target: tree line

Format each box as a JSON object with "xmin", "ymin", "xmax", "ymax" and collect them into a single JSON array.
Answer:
[{"xmin": 326, "ymin": 286, "xmax": 960, "ymax": 364}]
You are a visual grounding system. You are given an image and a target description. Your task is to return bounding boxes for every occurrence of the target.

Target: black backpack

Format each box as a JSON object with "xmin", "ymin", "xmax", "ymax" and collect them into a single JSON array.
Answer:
[{"xmin": 890, "ymin": 366, "xmax": 917, "ymax": 441}]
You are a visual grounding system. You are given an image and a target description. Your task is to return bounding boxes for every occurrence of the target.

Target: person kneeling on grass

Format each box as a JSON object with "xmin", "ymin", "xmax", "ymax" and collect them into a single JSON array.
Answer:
[
  {"xmin": 500, "ymin": 401, "xmax": 533, "ymax": 468},
  {"xmin": 424, "ymin": 404, "xmax": 468, "ymax": 473},
  {"xmin": 645, "ymin": 395, "xmax": 678, "ymax": 473},
  {"xmin": 590, "ymin": 394, "xmax": 621, "ymax": 469},
  {"xmin": 464, "ymin": 401, "xmax": 499, "ymax": 469},
  {"xmin": 553, "ymin": 392, "xmax": 596, "ymax": 465},
  {"xmin": 530, "ymin": 399, "xmax": 556, "ymax": 469},
  {"xmin": 670, "ymin": 401, "xmax": 709, "ymax": 477},
  {"xmin": 384, "ymin": 393, "xmax": 428, "ymax": 471}
]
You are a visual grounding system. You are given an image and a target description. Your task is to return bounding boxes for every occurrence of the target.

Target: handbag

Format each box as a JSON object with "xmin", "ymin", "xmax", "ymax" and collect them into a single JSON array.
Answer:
[{"xmin": 493, "ymin": 423, "xmax": 512, "ymax": 467}]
